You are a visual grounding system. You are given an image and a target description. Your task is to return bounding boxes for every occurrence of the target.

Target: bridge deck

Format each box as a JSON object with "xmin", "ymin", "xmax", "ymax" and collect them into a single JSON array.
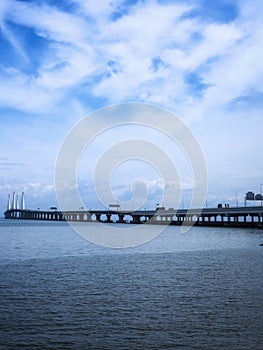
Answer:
[{"xmin": 4, "ymin": 206, "xmax": 263, "ymax": 228}]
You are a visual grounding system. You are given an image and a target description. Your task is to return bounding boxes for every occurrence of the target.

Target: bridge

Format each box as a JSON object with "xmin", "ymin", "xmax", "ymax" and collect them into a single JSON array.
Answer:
[{"xmin": 4, "ymin": 206, "xmax": 263, "ymax": 228}]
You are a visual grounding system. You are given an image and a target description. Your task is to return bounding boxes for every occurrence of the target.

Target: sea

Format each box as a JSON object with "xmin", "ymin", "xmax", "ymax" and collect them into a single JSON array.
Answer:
[{"xmin": 0, "ymin": 219, "xmax": 262, "ymax": 350}]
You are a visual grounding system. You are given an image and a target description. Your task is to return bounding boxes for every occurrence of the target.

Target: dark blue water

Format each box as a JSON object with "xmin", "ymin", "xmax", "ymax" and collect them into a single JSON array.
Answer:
[{"xmin": 0, "ymin": 220, "xmax": 262, "ymax": 349}]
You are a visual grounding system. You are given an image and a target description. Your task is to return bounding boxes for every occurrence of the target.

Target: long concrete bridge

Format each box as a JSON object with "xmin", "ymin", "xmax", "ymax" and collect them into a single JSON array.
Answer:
[{"xmin": 4, "ymin": 206, "xmax": 263, "ymax": 228}]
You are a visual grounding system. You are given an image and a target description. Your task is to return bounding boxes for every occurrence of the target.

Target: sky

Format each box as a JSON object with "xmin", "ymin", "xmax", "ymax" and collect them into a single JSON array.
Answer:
[{"xmin": 0, "ymin": 0, "xmax": 263, "ymax": 213}]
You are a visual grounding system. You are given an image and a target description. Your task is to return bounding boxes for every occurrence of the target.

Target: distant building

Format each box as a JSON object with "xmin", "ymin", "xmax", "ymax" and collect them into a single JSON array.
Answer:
[
  {"xmin": 245, "ymin": 191, "xmax": 255, "ymax": 200},
  {"xmin": 255, "ymin": 194, "xmax": 263, "ymax": 201}
]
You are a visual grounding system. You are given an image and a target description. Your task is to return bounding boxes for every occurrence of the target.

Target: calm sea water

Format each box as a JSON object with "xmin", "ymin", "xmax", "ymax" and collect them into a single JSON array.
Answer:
[{"xmin": 0, "ymin": 219, "xmax": 262, "ymax": 349}]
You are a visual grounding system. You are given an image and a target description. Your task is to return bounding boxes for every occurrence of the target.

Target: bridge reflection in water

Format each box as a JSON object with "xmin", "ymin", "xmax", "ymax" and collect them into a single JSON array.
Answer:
[{"xmin": 4, "ymin": 207, "xmax": 263, "ymax": 228}]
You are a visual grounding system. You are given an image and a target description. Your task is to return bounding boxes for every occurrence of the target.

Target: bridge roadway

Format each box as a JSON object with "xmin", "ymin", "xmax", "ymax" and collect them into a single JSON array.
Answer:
[{"xmin": 4, "ymin": 206, "xmax": 263, "ymax": 228}]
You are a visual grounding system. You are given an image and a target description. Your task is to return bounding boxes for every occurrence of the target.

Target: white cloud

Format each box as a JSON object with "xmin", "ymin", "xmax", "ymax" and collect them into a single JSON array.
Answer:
[
  {"xmin": 162, "ymin": 22, "xmax": 243, "ymax": 72},
  {"xmin": 0, "ymin": 22, "xmax": 28, "ymax": 61},
  {"xmin": 0, "ymin": 69, "xmax": 57, "ymax": 112},
  {"xmin": 201, "ymin": 26, "xmax": 263, "ymax": 108},
  {"xmin": 36, "ymin": 43, "xmax": 98, "ymax": 90},
  {"xmin": 92, "ymin": 2, "xmax": 193, "ymax": 102},
  {"xmin": 103, "ymin": 1, "xmax": 190, "ymax": 45},
  {"xmin": 73, "ymin": 0, "xmax": 123, "ymax": 18},
  {"xmin": 7, "ymin": 0, "xmax": 90, "ymax": 44},
  {"xmin": 0, "ymin": 0, "xmax": 101, "ymax": 112},
  {"xmin": 0, "ymin": 0, "xmax": 9, "ymax": 22}
]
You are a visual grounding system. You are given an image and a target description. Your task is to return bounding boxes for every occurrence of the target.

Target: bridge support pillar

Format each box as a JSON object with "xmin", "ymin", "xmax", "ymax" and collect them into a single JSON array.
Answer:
[
  {"xmin": 132, "ymin": 215, "xmax": 141, "ymax": 224},
  {"xmin": 118, "ymin": 214, "xmax": 125, "ymax": 223},
  {"xmin": 95, "ymin": 214, "xmax": 101, "ymax": 222},
  {"xmin": 106, "ymin": 214, "xmax": 112, "ymax": 223}
]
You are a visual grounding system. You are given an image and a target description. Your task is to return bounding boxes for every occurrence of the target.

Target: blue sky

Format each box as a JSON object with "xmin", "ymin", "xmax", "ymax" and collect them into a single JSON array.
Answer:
[{"xmin": 0, "ymin": 0, "xmax": 263, "ymax": 213}]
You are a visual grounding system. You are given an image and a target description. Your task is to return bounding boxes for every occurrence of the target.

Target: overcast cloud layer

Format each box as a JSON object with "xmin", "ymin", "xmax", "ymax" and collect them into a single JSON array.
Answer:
[{"xmin": 0, "ymin": 0, "xmax": 263, "ymax": 212}]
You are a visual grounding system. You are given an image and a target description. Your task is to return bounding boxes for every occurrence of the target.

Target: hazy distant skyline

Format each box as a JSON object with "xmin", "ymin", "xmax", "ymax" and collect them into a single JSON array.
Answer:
[{"xmin": 1, "ymin": 0, "xmax": 263, "ymax": 213}]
